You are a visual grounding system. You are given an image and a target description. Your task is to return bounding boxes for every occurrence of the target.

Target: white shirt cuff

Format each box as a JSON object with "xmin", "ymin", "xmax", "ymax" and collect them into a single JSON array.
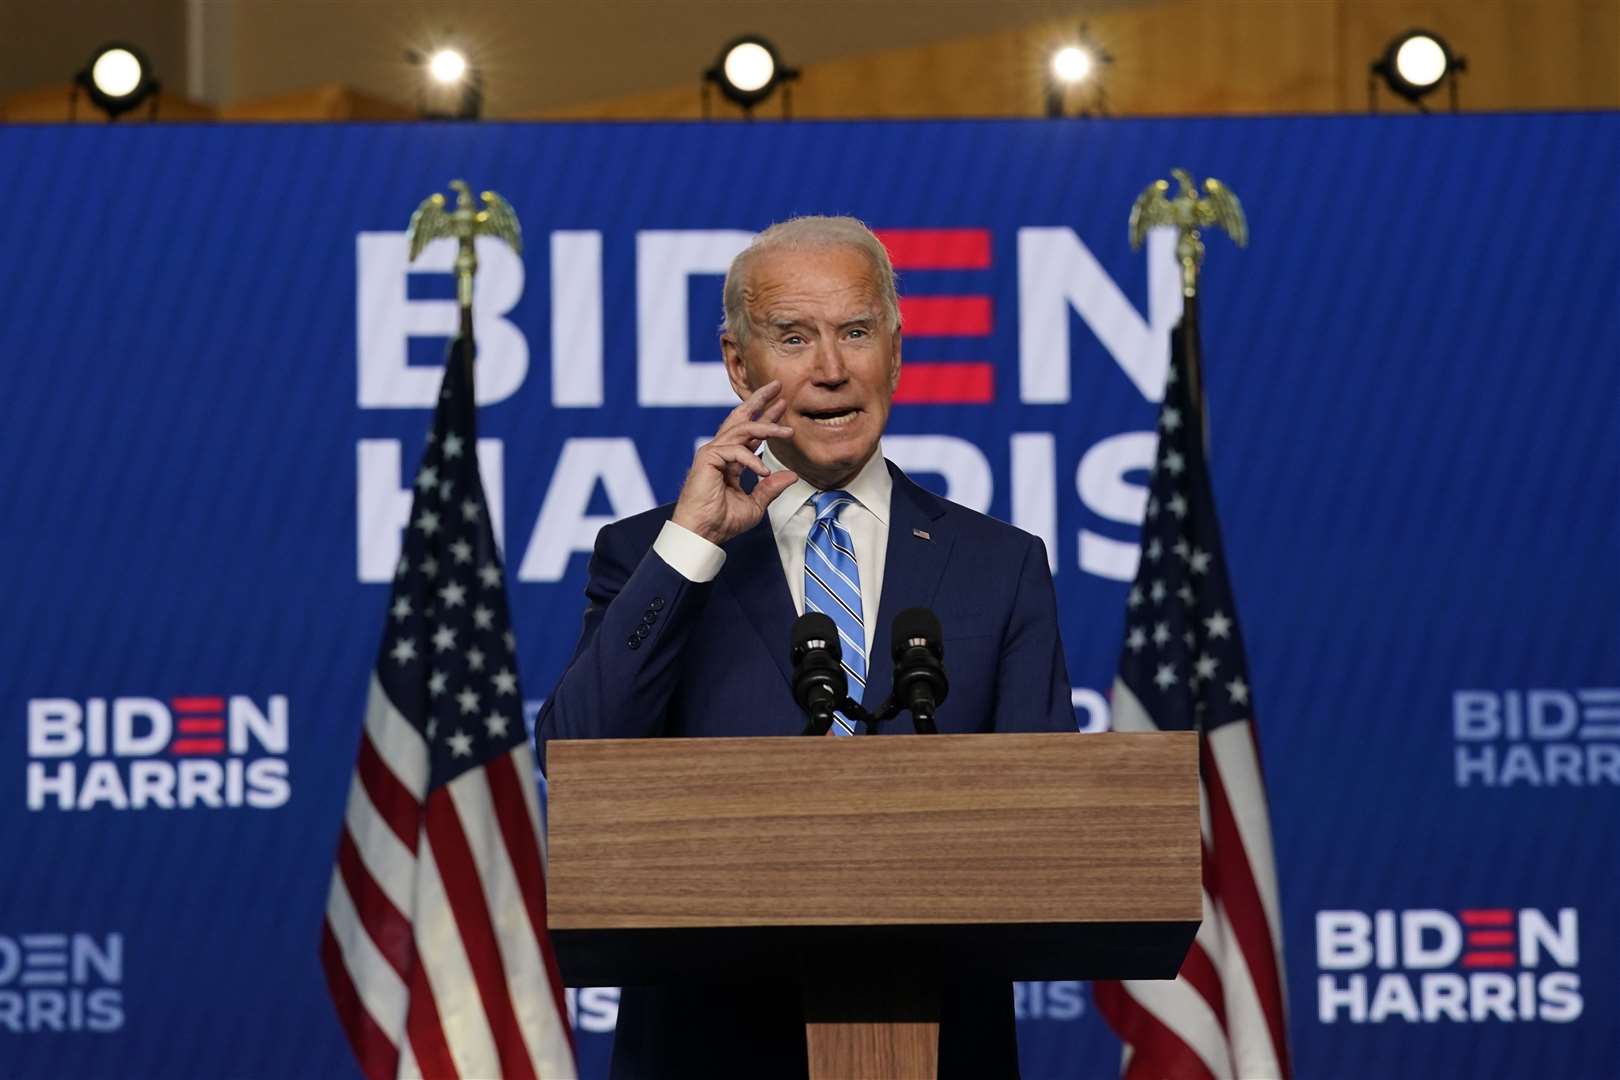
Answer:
[{"xmin": 653, "ymin": 519, "xmax": 727, "ymax": 583}]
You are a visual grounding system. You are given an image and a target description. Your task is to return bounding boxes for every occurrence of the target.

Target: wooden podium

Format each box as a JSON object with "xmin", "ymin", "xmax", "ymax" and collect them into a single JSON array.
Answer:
[{"xmin": 546, "ymin": 731, "xmax": 1200, "ymax": 1078}]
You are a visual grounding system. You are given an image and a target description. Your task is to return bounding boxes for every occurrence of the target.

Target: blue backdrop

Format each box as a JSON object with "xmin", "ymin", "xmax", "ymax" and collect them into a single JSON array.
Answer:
[{"xmin": 1, "ymin": 115, "xmax": 1616, "ymax": 1079}]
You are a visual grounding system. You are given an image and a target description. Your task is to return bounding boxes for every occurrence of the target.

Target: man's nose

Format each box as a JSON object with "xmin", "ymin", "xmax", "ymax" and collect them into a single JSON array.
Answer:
[{"xmin": 810, "ymin": 339, "xmax": 849, "ymax": 384}]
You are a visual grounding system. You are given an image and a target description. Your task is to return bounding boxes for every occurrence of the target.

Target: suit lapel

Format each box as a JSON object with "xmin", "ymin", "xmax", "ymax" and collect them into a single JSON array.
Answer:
[
  {"xmin": 719, "ymin": 517, "xmax": 799, "ymax": 689},
  {"xmin": 862, "ymin": 464, "xmax": 952, "ymax": 711}
]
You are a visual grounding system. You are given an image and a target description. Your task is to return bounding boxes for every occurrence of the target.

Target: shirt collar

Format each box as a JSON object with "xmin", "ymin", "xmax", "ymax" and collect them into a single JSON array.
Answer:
[{"xmin": 762, "ymin": 442, "xmax": 892, "ymax": 534}]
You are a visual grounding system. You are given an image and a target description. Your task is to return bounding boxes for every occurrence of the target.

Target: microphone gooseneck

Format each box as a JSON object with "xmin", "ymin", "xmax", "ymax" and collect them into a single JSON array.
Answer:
[
  {"xmin": 791, "ymin": 612, "xmax": 848, "ymax": 736},
  {"xmin": 890, "ymin": 607, "xmax": 947, "ymax": 735}
]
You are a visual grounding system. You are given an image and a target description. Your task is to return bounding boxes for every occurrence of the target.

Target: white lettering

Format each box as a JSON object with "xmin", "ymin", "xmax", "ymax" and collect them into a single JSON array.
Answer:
[
  {"xmin": 519, "ymin": 438, "xmax": 657, "ymax": 582},
  {"xmin": 550, "ymin": 231, "xmax": 604, "ymax": 407},
  {"xmin": 356, "ymin": 233, "xmax": 527, "ymax": 408},
  {"xmin": 882, "ymin": 436, "xmax": 991, "ymax": 512},
  {"xmin": 636, "ymin": 230, "xmax": 752, "ymax": 405},
  {"xmin": 1015, "ymin": 226, "xmax": 1179, "ymax": 404}
]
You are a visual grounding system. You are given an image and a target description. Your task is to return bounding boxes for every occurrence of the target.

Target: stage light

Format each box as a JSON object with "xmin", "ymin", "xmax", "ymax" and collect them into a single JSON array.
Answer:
[
  {"xmin": 703, "ymin": 35, "xmax": 800, "ymax": 118},
  {"xmin": 1051, "ymin": 46, "xmax": 1094, "ymax": 85},
  {"xmin": 406, "ymin": 43, "xmax": 483, "ymax": 120},
  {"xmin": 1045, "ymin": 26, "xmax": 1112, "ymax": 118},
  {"xmin": 1370, "ymin": 29, "xmax": 1466, "ymax": 112},
  {"xmin": 74, "ymin": 42, "xmax": 160, "ymax": 120},
  {"xmin": 427, "ymin": 48, "xmax": 468, "ymax": 85}
]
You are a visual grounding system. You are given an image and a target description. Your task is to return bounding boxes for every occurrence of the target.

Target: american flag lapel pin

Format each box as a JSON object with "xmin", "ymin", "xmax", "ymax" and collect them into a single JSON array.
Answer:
[{"xmin": 912, "ymin": 528, "xmax": 932, "ymax": 541}]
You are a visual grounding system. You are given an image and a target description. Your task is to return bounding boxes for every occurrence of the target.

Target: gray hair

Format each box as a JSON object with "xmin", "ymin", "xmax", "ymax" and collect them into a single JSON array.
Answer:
[{"xmin": 721, "ymin": 215, "xmax": 900, "ymax": 347}]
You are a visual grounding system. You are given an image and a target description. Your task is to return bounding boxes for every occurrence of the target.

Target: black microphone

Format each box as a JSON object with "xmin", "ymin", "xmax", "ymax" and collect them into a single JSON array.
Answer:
[
  {"xmin": 890, "ymin": 607, "xmax": 948, "ymax": 734},
  {"xmin": 792, "ymin": 612, "xmax": 848, "ymax": 736}
]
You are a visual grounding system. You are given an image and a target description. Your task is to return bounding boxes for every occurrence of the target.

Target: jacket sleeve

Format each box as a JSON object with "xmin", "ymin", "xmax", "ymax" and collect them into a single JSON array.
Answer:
[
  {"xmin": 991, "ymin": 535, "xmax": 1077, "ymax": 733},
  {"xmin": 535, "ymin": 520, "xmax": 715, "ymax": 769}
]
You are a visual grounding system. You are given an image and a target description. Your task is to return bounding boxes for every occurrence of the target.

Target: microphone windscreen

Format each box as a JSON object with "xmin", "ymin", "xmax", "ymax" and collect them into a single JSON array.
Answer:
[
  {"xmin": 891, "ymin": 607, "xmax": 943, "ymax": 659},
  {"xmin": 792, "ymin": 611, "xmax": 842, "ymax": 661}
]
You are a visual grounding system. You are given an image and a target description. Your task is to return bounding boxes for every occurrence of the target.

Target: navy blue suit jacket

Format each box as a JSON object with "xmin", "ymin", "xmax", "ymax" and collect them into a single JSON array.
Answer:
[{"xmin": 538, "ymin": 461, "xmax": 1075, "ymax": 1078}]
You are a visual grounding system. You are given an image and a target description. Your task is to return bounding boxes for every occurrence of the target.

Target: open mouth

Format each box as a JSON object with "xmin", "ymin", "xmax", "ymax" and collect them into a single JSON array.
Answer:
[{"xmin": 801, "ymin": 407, "xmax": 861, "ymax": 428}]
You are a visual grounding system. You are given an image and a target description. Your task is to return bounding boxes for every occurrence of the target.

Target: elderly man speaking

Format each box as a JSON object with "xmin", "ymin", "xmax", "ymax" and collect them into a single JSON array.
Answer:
[{"xmin": 538, "ymin": 216, "xmax": 1075, "ymax": 1078}]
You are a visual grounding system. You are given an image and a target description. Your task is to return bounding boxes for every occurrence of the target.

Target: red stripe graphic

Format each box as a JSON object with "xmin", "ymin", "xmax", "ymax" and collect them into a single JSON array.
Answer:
[
  {"xmin": 172, "ymin": 696, "xmax": 225, "ymax": 713},
  {"xmin": 1094, "ymin": 981, "xmax": 1220, "ymax": 1080},
  {"xmin": 1468, "ymin": 930, "xmax": 1514, "ymax": 946},
  {"xmin": 357, "ymin": 733, "xmax": 420, "ymax": 853},
  {"xmin": 893, "ymin": 363, "xmax": 994, "ymax": 404},
  {"xmin": 1462, "ymin": 951, "xmax": 1516, "ymax": 968},
  {"xmin": 321, "ymin": 920, "xmax": 400, "ymax": 1080},
  {"xmin": 1201, "ymin": 736, "xmax": 1292, "ymax": 1076},
  {"xmin": 170, "ymin": 738, "xmax": 224, "ymax": 755},
  {"xmin": 178, "ymin": 718, "xmax": 225, "ymax": 733},
  {"xmin": 1461, "ymin": 909, "xmax": 1514, "ymax": 926},
  {"xmin": 486, "ymin": 751, "xmax": 576, "ymax": 1057},
  {"xmin": 899, "ymin": 296, "xmax": 992, "ymax": 336},
  {"xmin": 424, "ymin": 790, "xmax": 539, "ymax": 1080},
  {"xmin": 874, "ymin": 228, "xmax": 990, "ymax": 269}
]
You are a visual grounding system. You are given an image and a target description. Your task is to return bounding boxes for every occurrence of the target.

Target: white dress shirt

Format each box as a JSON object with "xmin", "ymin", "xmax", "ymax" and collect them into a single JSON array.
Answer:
[{"xmin": 651, "ymin": 444, "xmax": 892, "ymax": 655}]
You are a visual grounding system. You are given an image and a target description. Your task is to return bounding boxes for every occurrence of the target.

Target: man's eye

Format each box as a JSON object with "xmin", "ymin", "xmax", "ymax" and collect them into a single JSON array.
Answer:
[
  {"xmin": 783, "ymin": 335, "xmax": 805, "ymax": 345},
  {"xmin": 847, "ymin": 328, "xmax": 867, "ymax": 339}
]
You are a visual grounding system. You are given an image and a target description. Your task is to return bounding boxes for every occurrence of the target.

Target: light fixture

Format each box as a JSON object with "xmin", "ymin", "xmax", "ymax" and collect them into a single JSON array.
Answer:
[
  {"xmin": 74, "ymin": 42, "xmax": 160, "ymax": 120},
  {"xmin": 406, "ymin": 43, "xmax": 483, "ymax": 120},
  {"xmin": 1370, "ymin": 29, "xmax": 1466, "ymax": 113},
  {"xmin": 1046, "ymin": 26, "xmax": 1112, "ymax": 118},
  {"xmin": 1051, "ymin": 46, "xmax": 1094, "ymax": 86},
  {"xmin": 427, "ymin": 49, "xmax": 468, "ymax": 86},
  {"xmin": 703, "ymin": 35, "xmax": 800, "ymax": 118}
]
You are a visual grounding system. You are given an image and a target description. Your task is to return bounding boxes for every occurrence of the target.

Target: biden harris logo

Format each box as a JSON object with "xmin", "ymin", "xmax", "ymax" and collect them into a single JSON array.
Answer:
[
  {"xmin": 0, "ymin": 932, "xmax": 123, "ymax": 1034},
  {"xmin": 1452, "ymin": 689, "xmax": 1620, "ymax": 787},
  {"xmin": 25, "ymin": 695, "xmax": 290, "ymax": 811},
  {"xmin": 1315, "ymin": 908, "xmax": 1581, "ymax": 1024}
]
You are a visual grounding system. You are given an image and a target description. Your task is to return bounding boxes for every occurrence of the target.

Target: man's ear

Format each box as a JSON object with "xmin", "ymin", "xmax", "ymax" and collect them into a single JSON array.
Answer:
[
  {"xmin": 721, "ymin": 333, "xmax": 754, "ymax": 401},
  {"xmin": 888, "ymin": 331, "xmax": 904, "ymax": 391}
]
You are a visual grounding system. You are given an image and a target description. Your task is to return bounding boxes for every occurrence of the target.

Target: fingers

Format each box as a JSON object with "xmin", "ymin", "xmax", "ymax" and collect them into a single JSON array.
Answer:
[
  {"xmin": 703, "ymin": 443, "xmax": 771, "ymax": 480},
  {"xmin": 727, "ymin": 380, "xmax": 782, "ymax": 425},
  {"xmin": 752, "ymin": 468, "xmax": 800, "ymax": 509}
]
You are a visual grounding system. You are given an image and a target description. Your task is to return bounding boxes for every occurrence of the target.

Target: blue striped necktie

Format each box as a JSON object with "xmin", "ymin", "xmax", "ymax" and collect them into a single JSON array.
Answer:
[{"xmin": 803, "ymin": 490, "xmax": 865, "ymax": 735}]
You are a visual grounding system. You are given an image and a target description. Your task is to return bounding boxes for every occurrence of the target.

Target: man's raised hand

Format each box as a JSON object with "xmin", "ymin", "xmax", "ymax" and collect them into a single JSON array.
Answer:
[{"xmin": 671, "ymin": 381, "xmax": 799, "ymax": 546}]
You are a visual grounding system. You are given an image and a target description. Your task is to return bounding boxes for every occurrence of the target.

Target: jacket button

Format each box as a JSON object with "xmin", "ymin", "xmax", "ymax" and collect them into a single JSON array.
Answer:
[
  {"xmin": 641, "ymin": 611, "xmax": 657, "ymax": 625},
  {"xmin": 627, "ymin": 634, "xmax": 640, "ymax": 650},
  {"xmin": 650, "ymin": 597, "xmax": 666, "ymax": 611}
]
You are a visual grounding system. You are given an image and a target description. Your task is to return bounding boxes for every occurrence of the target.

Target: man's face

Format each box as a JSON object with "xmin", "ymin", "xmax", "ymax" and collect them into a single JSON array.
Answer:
[{"xmin": 721, "ymin": 244, "xmax": 901, "ymax": 491}]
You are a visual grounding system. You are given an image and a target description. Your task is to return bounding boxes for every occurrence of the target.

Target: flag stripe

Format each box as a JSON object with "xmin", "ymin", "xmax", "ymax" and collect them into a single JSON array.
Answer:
[
  {"xmin": 424, "ymin": 789, "xmax": 541, "ymax": 1080},
  {"xmin": 1208, "ymin": 895, "xmax": 1286, "ymax": 1079},
  {"xmin": 1208, "ymin": 723, "xmax": 1286, "ymax": 952},
  {"xmin": 364, "ymin": 675, "xmax": 430, "ymax": 799},
  {"xmin": 325, "ymin": 875, "xmax": 409, "ymax": 1036},
  {"xmin": 486, "ymin": 750, "xmax": 576, "ymax": 1064},
  {"xmin": 337, "ymin": 828, "xmax": 415, "ymax": 981},
  {"xmin": 403, "ymin": 952, "xmax": 460, "ymax": 1080},
  {"xmin": 450, "ymin": 761, "xmax": 576, "ymax": 1076},
  {"xmin": 358, "ymin": 732, "xmax": 421, "ymax": 854},
  {"xmin": 1202, "ymin": 737, "xmax": 1291, "ymax": 1073},
  {"xmin": 321, "ymin": 919, "xmax": 401, "ymax": 1080},
  {"xmin": 344, "ymin": 771, "xmax": 418, "ymax": 919},
  {"xmin": 1095, "ymin": 978, "xmax": 1226, "ymax": 1080},
  {"xmin": 1178, "ymin": 937, "xmax": 1228, "ymax": 1030},
  {"xmin": 411, "ymin": 838, "xmax": 503, "ymax": 1079}
]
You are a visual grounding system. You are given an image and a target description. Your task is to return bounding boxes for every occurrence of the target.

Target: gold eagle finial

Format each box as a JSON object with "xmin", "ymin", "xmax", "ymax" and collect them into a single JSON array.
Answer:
[
  {"xmin": 405, "ymin": 179, "xmax": 523, "ymax": 319},
  {"xmin": 1129, "ymin": 168, "xmax": 1247, "ymax": 297}
]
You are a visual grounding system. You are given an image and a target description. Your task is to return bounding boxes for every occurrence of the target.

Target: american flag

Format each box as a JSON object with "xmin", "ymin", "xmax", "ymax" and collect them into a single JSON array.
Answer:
[
  {"xmin": 321, "ymin": 338, "xmax": 576, "ymax": 1080},
  {"xmin": 1093, "ymin": 302, "xmax": 1292, "ymax": 1080}
]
